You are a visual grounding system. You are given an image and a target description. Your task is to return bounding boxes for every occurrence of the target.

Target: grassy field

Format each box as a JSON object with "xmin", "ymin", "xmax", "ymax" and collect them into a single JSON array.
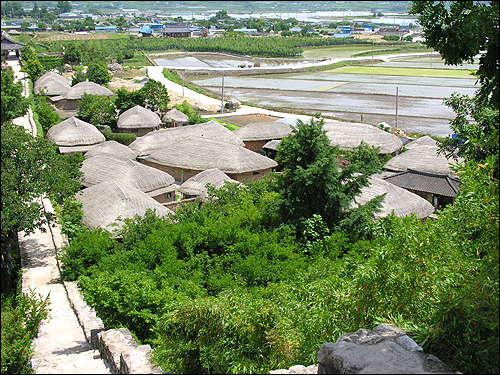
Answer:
[{"xmin": 328, "ymin": 65, "xmax": 476, "ymax": 78}]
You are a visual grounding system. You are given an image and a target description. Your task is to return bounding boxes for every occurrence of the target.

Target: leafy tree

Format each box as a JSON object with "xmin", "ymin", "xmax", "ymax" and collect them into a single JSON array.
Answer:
[
  {"xmin": 77, "ymin": 93, "xmax": 117, "ymax": 129},
  {"xmin": 64, "ymin": 43, "xmax": 82, "ymax": 65},
  {"xmin": 409, "ymin": 1, "xmax": 499, "ymax": 108},
  {"xmin": 174, "ymin": 100, "xmax": 206, "ymax": 124},
  {"xmin": 33, "ymin": 93, "xmax": 60, "ymax": 133},
  {"xmin": 56, "ymin": 0, "xmax": 72, "ymax": 14},
  {"xmin": 114, "ymin": 88, "xmax": 145, "ymax": 114},
  {"xmin": 140, "ymin": 79, "xmax": 170, "ymax": 113},
  {"xmin": 1, "ymin": 67, "xmax": 29, "ymax": 124},
  {"xmin": 20, "ymin": 46, "xmax": 45, "ymax": 82},
  {"xmin": 71, "ymin": 67, "xmax": 87, "ymax": 86},
  {"xmin": 86, "ymin": 62, "xmax": 111, "ymax": 85},
  {"xmin": 274, "ymin": 118, "xmax": 384, "ymax": 239}
]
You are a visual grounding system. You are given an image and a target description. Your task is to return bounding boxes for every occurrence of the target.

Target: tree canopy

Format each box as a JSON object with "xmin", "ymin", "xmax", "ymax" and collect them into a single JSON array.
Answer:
[
  {"xmin": 275, "ymin": 118, "xmax": 384, "ymax": 240},
  {"xmin": 409, "ymin": 1, "xmax": 499, "ymax": 108},
  {"xmin": 1, "ymin": 67, "xmax": 29, "ymax": 124}
]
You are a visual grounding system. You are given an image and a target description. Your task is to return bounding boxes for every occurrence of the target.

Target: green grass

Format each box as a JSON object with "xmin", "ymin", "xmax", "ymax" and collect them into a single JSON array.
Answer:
[{"xmin": 328, "ymin": 65, "xmax": 476, "ymax": 78}]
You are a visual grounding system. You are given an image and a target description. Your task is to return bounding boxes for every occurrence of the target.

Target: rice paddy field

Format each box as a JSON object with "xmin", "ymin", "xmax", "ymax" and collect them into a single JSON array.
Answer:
[{"xmin": 185, "ymin": 53, "xmax": 479, "ymax": 137}]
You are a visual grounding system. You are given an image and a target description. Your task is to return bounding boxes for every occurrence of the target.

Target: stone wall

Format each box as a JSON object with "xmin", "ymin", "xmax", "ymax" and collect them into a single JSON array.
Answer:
[{"xmin": 64, "ymin": 281, "xmax": 162, "ymax": 374}]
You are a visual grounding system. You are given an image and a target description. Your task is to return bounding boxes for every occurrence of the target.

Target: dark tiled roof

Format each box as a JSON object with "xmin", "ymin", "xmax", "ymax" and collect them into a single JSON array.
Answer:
[
  {"xmin": 1, "ymin": 32, "xmax": 24, "ymax": 50},
  {"xmin": 162, "ymin": 27, "xmax": 191, "ymax": 33},
  {"xmin": 383, "ymin": 169, "xmax": 462, "ymax": 197}
]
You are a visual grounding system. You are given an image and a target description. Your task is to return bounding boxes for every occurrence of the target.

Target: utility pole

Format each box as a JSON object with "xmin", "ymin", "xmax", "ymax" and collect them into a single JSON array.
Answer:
[
  {"xmin": 221, "ymin": 71, "xmax": 225, "ymax": 114},
  {"xmin": 396, "ymin": 86, "xmax": 399, "ymax": 128}
]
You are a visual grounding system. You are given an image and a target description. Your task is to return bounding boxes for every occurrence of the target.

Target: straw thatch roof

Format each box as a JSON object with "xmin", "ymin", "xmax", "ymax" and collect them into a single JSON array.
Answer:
[
  {"xmin": 81, "ymin": 153, "xmax": 175, "ymax": 194},
  {"xmin": 384, "ymin": 145, "xmax": 461, "ymax": 175},
  {"xmin": 162, "ymin": 108, "xmax": 189, "ymax": 123},
  {"xmin": 129, "ymin": 120, "xmax": 245, "ymax": 156},
  {"xmin": 34, "ymin": 72, "xmax": 71, "ymax": 96},
  {"xmin": 179, "ymin": 168, "xmax": 240, "ymax": 200},
  {"xmin": 233, "ymin": 121, "xmax": 294, "ymax": 141},
  {"xmin": 263, "ymin": 139, "xmax": 281, "ymax": 151},
  {"xmin": 144, "ymin": 136, "xmax": 278, "ymax": 174},
  {"xmin": 323, "ymin": 120, "xmax": 403, "ymax": 155},
  {"xmin": 117, "ymin": 105, "xmax": 160, "ymax": 129},
  {"xmin": 84, "ymin": 140, "xmax": 137, "ymax": 160},
  {"xmin": 46, "ymin": 116, "xmax": 105, "ymax": 147},
  {"xmin": 65, "ymin": 81, "xmax": 113, "ymax": 100},
  {"xmin": 76, "ymin": 179, "xmax": 172, "ymax": 231},
  {"xmin": 404, "ymin": 135, "xmax": 438, "ymax": 150},
  {"xmin": 351, "ymin": 177, "xmax": 435, "ymax": 219}
]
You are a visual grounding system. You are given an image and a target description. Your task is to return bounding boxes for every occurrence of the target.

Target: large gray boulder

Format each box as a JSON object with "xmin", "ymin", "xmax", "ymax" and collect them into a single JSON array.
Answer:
[{"xmin": 317, "ymin": 324, "xmax": 456, "ymax": 374}]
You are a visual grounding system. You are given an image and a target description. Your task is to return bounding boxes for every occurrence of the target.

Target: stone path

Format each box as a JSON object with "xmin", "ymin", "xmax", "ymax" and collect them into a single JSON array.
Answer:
[
  {"xmin": 18, "ymin": 197, "xmax": 111, "ymax": 374},
  {"xmin": 6, "ymin": 53, "xmax": 111, "ymax": 374}
]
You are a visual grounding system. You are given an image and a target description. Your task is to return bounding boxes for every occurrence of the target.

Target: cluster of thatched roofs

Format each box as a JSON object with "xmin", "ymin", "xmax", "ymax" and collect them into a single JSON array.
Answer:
[
  {"xmin": 34, "ymin": 71, "xmax": 113, "ymax": 101},
  {"xmin": 38, "ymin": 72, "xmax": 459, "ymax": 231}
]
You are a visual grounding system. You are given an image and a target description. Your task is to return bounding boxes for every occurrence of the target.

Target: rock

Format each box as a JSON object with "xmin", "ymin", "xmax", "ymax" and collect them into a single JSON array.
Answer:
[
  {"xmin": 317, "ymin": 324, "xmax": 456, "ymax": 374},
  {"xmin": 225, "ymin": 98, "xmax": 241, "ymax": 110},
  {"xmin": 107, "ymin": 63, "xmax": 123, "ymax": 73},
  {"xmin": 269, "ymin": 364, "xmax": 318, "ymax": 374}
]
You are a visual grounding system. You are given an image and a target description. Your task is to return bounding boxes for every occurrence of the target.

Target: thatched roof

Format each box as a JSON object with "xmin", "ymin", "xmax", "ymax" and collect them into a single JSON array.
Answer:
[
  {"xmin": 405, "ymin": 135, "xmax": 438, "ymax": 150},
  {"xmin": 129, "ymin": 120, "xmax": 245, "ymax": 156},
  {"xmin": 323, "ymin": 120, "xmax": 403, "ymax": 155},
  {"xmin": 117, "ymin": 105, "xmax": 160, "ymax": 129},
  {"xmin": 179, "ymin": 168, "xmax": 240, "ymax": 200},
  {"xmin": 46, "ymin": 116, "xmax": 105, "ymax": 146},
  {"xmin": 233, "ymin": 121, "xmax": 294, "ymax": 141},
  {"xmin": 65, "ymin": 81, "xmax": 113, "ymax": 100},
  {"xmin": 384, "ymin": 145, "xmax": 461, "ymax": 175},
  {"xmin": 162, "ymin": 108, "xmax": 189, "ymax": 123},
  {"xmin": 144, "ymin": 136, "xmax": 278, "ymax": 174},
  {"xmin": 81, "ymin": 153, "xmax": 175, "ymax": 194},
  {"xmin": 34, "ymin": 72, "xmax": 71, "ymax": 96},
  {"xmin": 84, "ymin": 140, "xmax": 137, "ymax": 160},
  {"xmin": 76, "ymin": 179, "xmax": 172, "ymax": 231},
  {"xmin": 352, "ymin": 177, "xmax": 435, "ymax": 219},
  {"xmin": 263, "ymin": 139, "xmax": 281, "ymax": 151}
]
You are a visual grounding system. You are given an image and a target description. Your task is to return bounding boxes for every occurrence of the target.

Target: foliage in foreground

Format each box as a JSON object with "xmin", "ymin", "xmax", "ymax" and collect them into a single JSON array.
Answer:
[
  {"xmin": 1, "ymin": 289, "xmax": 50, "ymax": 374},
  {"xmin": 60, "ymin": 154, "xmax": 498, "ymax": 373}
]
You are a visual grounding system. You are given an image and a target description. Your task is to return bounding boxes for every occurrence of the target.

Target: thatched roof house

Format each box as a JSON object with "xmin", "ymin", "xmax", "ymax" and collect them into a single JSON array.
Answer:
[
  {"xmin": 117, "ymin": 105, "xmax": 161, "ymax": 136},
  {"xmin": 81, "ymin": 154, "xmax": 177, "ymax": 203},
  {"xmin": 129, "ymin": 120, "xmax": 245, "ymax": 156},
  {"xmin": 323, "ymin": 120, "xmax": 403, "ymax": 155},
  {"xmin": 84, "ymin": 140, "xmax": 137, "ymax": 160},
  {"xmin": 233, "ymin": 121, "xmax": 294, "ymax": 152},
  {"xmin": 162, "ymin": 108, "xmax": 189, "ymax": 127},
  {"xmin": 352, "ymin": 177, "xmax": 435, "ymax": 219},
  {"xmin": 404, "ymin": 135, "xmax": 438, "ymax": 150},
  {"xmin": 52, "ymin": 81, "xmax": 113, "ymax": 110},
  {"xmin": 179, "ymin": 168, "xmax": 240, "ymax": 201},
  {"xmin": 34, "ymin": 71, "xmax": 71, "ymax": 96},
  {"xmin": 384, "ymin": 145, "xmax": 458, "ymax": 175},
  {"xmin": 383, "ymin": 145, "xmax": 463, "ymax": 208},
  {"xmin": 46, "ymin": 116, "xmax": 105, "ymax": 154},
  {"xmin": 65, "ymin": 81, "xmax": 113, "ymax": 99},
  {"xmin": 141, "ymin": 136, "xmax": 278, "ymax": 182},
  {"xmin": 76, "ymin": 179, "xmax": 172, "ymax": 232}
]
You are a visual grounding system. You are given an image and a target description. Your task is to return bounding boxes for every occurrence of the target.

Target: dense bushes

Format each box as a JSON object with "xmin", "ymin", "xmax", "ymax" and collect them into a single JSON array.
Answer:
[{"xmin": 59, "ymin": 154, "xmax": 499, "ymax": 373}]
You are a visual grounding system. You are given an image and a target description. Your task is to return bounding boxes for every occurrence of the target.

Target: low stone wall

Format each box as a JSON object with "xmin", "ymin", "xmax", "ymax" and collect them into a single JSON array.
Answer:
[{"xmin": 63, "ymin": 281, "xmax": 162, "ymax": 374}]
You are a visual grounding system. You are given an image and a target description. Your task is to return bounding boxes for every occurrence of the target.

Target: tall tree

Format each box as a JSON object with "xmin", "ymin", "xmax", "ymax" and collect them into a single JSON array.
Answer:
[
  {"xmin": 409, "ymin": 1, "xmax": 499, "ymax": 108},
  {"xmin": 1, "ymin": 67, "xmax": 29, "ymax": 124},
  {"xmin": 275, "ymin": 118, "xmax": 384, "ymax": 239},
  {"xmin": 410, "ymin": 1, "xmax": 499, "ymax": 177}
]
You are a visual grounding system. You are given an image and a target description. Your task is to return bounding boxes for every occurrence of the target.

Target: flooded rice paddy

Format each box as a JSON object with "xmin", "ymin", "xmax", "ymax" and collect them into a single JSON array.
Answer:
[{"xmin": 157, "ymin": 53, "xmax": 479, "ymax": 137}]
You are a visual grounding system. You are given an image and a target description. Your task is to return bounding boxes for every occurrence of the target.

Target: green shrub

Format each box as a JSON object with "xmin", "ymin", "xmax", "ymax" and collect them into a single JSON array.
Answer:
[
  {"xmin": 1, "ymin": 289, "xmax": 50, "ymax": 374},
  {"xmin": 102, "ymin": 130, "xmax": 137, "ymax": 145}
]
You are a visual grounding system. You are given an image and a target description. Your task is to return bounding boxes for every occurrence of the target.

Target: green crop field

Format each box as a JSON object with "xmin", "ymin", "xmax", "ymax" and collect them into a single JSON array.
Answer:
[{"xmin": 328, "ymin": 65, "xmax": 476, "ymax": 78}]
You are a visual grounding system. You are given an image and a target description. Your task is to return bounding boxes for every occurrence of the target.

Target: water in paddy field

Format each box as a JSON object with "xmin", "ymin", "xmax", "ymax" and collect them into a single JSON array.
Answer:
[{"xmin": 164, "ymin": 54, "xmax": 480, "ymax": 137}]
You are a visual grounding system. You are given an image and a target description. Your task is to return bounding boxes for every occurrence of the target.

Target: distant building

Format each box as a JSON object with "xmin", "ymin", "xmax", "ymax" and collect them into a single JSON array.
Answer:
[
  {"xmin": 94, "ymin": 26, "xmax": 118, "ymax": 33},
  {"xmin": 378, "ymin": 27, "xmax": 405, "ymax": 37},
  {"xmin": 162, "ymin": 23, "xmax": 192, "ymax": 38}
]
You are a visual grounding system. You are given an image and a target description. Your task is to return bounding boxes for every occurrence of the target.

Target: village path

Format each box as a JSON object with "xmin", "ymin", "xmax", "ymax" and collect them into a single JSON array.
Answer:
[{"xmin": 7, "ymin": 54, "xmax": 111, "ymax": 374}]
